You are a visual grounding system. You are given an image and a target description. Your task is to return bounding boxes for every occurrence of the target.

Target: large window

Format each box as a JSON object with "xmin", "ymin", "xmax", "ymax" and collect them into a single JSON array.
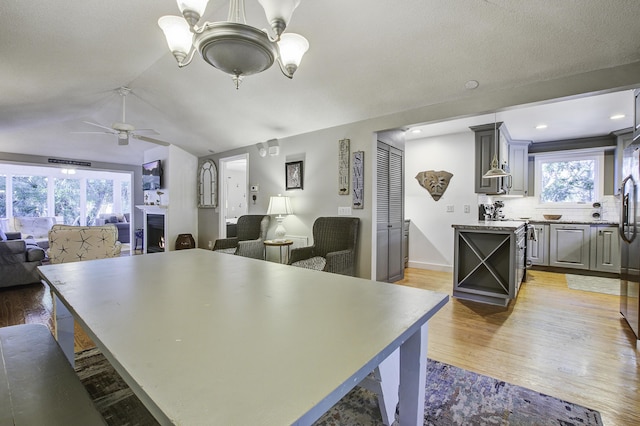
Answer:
[
  {"xmin": 13, "ymin": 175, "xmax": 48, "ymax": 216},
  {"xmin": 535, "ymin": 150, "xmax": 604, "ymax": 205},
  {"xmin": 0, "ymin": 164, "xmax": 132, "ymax": 227}
]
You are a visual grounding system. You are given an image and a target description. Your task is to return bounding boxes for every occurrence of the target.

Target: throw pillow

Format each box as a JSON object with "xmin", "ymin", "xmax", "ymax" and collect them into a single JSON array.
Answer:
[{"xmin": 109, "ymin": 215, "xmax": 118, "ymax": 224}]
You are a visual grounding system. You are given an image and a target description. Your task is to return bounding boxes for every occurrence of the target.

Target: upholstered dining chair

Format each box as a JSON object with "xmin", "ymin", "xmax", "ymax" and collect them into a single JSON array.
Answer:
[
  {"xmin": 47, "ymin": 224, "xmax": 122, "ymax": 264},
  {"xmin": 288, "ymin": 216, "xmax": 360, "ymax": 276},
  {"xmin": 213, "ymin": 215, "xmax": 270, "ymax": 259}
]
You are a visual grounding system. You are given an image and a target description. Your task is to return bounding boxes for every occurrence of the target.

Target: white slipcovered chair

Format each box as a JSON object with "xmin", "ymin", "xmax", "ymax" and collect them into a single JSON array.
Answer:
[{"xmin": 47, "ymin": 224, "xmax": 122, "ymax": 264}]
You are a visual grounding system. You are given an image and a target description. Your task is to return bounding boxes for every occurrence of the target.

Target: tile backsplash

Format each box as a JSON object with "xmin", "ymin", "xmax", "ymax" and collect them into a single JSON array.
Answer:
[{"xmin": 478, "ymin": 195, "xmax": 620, "ymax": 222}]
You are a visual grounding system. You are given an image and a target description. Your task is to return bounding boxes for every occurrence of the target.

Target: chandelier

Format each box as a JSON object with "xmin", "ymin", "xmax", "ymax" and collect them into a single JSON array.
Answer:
[{"xmin": 158, "ymin": 0, "xmax": 309, "ymax": 89}]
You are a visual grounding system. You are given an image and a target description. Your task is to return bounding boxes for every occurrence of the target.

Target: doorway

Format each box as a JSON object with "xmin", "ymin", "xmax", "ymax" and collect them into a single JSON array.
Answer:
[{"xmin": 218, "ymin": 154, "xmax": 248, "ymax": 238}]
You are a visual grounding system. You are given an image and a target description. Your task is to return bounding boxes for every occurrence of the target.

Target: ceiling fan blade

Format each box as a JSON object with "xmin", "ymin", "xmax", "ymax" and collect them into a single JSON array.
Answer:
[
  {"xmin": 71, "ymin": 131, "xmax": 114, "ymax": 135},
  {"xmin": 82, "ymin": 120, "xmax": 116, "ymax": 133},
  {"xmin": 132, "ymin": 128, "xmax": 160, "ymax": 135},
  {"xmin": 131, "ymin": 134, "xmax": 171, "ymax": 146}
]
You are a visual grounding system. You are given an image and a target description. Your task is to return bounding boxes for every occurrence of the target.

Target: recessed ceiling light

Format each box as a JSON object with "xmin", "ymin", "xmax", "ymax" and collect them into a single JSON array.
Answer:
[
  {"xmin": 464, "ymin": 80, "xmax": 479, "ymax": 90},
  {"xmin": 610, "ymin": 114, "xmax": 626, "ymax": 120},
  {"xmin": 536, "ymin": 124, "xmax": 548, "ymax": 130}
]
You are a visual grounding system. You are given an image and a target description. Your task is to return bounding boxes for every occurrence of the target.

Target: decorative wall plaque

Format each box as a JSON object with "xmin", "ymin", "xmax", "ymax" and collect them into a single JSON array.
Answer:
[
  {"xmin": 415, "ymin": 170, "xmax": 453, "ymax": 201},
  {"xmin": 352, "ymin": 151, "xmax": 364, "ymax": 209},
  {"xmin": 338, "ymin": 139, "xmax": 350, "ymax": 195}
]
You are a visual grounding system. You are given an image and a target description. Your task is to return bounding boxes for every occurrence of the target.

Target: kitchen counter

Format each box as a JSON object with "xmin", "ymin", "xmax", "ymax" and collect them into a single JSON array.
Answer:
[
  {"xmin": 526, "ymin": 219, "xmax": 618, "ymax": 225},
  {"xmin": 452, "ymin": 221, "xmax": 527, "ymax": 232}
]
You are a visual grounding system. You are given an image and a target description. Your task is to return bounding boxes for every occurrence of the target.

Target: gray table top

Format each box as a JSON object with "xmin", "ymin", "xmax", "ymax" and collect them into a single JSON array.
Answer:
[{"xmin": 39, "ymin": 249, "xmax": 448, "ymax": 425}]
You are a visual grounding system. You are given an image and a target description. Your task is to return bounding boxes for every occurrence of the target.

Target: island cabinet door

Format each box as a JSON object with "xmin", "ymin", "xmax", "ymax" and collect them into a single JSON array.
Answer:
[{"xmin": 549, "ymin": 224, "xmax": 591, "ymax": 270}]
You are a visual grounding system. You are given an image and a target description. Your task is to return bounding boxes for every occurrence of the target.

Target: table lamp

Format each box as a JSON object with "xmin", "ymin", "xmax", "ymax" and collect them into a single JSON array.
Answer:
[{"xmin": 267, "ymin": 194, "xmax": 293, "ymax": 241}]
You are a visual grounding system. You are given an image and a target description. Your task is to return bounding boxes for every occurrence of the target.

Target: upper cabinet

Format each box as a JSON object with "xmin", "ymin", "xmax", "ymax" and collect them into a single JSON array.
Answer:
[
  {"xmin": 507, "ymin": 140, "xmax": 530, "ymax": 196},
  {"xmin": 471, "ymin": 122, "xmax": 530, "ymax": 196},
  {"xmin": 471, "ymin": 122, "xmax": 504, "ymax": 194}
]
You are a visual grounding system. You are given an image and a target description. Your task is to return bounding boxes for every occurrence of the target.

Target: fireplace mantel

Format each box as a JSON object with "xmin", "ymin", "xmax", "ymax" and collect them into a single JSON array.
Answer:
[{"xmin": 136, "ymin": 205, "xmax": 168, "ymax": 215}]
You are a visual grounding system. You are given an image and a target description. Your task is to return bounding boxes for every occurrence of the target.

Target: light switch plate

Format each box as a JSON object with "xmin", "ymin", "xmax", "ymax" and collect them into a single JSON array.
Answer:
[
  {"xmin": 338, "ymin": 206, "xmax": 352, "ymax": 216},
  {"xmin": 250, "ymin": 185, "xmax": 259, "ymax": 192},
  {"xmin": 446, "ymin": 205, "xmax": 454, "ymax": 212}
]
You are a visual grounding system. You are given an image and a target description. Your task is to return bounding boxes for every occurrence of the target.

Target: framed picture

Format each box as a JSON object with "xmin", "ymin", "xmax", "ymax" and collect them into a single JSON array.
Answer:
[
  {"xmin": 285, "ymin": 160, "xmax": 304, "ymax": 190},
  {"xmin": 338, "ymin": 139, "xmax": 350, "ymax": 195}
]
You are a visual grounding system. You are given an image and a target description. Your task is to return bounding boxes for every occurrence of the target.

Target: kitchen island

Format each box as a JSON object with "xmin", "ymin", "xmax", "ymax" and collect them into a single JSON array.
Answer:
[{"xmin": 452, "ymin": 221, "xmax": 527, "ymax": 306}]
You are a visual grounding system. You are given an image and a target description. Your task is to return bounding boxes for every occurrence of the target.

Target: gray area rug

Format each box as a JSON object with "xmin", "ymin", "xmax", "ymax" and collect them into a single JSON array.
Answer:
[
  {"xmin": 566, "ymin": 273, "xmax": 621, "ymax": 295},
  {"xmin": 75, "ymin": 348, "xmax": 602, "ymax": 426}
]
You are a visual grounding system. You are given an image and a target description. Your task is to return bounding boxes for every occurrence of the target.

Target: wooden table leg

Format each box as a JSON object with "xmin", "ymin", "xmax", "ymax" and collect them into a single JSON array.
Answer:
[{"xmin": 398, "ymin": 323, "xmax": 428, "ymax": 425}]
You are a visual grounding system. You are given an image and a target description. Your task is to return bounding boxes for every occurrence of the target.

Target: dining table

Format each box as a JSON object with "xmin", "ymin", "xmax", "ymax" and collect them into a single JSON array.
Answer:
[{"xmin": 38, "ymin": 249, "xmax": 448, "ymax": 425}]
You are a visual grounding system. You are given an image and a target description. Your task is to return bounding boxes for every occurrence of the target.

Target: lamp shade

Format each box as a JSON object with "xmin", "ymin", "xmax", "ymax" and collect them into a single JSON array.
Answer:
[
  {"xmin": 158, "ymin": 15, "xmax": 193, "ymax": 55},
  {"xmin": 267, "ymin": 195, "xmax": 293, "ymax": 216},
  {"xmin": 257, "ymin": 0, "xmax": 301, "ymax": 33},
  {"xmin": 278, "ymin": 33, "xmax": 309, "ymax": 70},
  {"xmin": 176, "ymin": 0, "xmax": 210, "ymax": 16}
]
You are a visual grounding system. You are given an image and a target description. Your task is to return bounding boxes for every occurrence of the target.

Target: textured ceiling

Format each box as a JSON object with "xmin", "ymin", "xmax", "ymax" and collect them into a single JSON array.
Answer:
[{"xmin": 0, "ymin": 0, "xmax": 639, "ymax": 165}]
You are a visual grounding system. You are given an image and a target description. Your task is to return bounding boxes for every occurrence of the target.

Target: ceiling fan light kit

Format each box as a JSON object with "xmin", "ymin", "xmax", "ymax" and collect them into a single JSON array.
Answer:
[{"xmin": 158, "ymin": 0, "xmax": 309, "ymax": 89}]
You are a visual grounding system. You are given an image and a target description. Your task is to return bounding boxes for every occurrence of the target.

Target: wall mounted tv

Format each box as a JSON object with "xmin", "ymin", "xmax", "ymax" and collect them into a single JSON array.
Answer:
[{"xmin": 142, "ymin": 160, "xmax": 162, "ymax": 190}]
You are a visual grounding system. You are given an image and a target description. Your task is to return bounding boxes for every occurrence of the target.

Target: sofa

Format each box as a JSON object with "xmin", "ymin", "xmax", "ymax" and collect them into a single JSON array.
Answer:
[
  {"xmin": 10, "ymin": 216, "xmax": 57, "ymax": 250},
  {"xmin": 0, "ymin": 230, "xmax": 46, "ymax": 288},
  {"xmin": 95, "ymin": 213, "xmax": 130, "ymax": 243}
]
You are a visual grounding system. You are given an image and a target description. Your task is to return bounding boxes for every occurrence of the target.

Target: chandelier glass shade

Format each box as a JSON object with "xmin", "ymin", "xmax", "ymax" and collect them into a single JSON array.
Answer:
[{"xmin": 158, "ymin": 0, "xmax": 309, "ymax": 88}]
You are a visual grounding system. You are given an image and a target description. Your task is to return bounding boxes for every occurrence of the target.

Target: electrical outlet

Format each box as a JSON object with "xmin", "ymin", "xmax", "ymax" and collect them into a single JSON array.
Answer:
[
  {"xmin": 464, "ymin": 205, "xmax": 470, "ymax": 213},
  {"xmin": 446, "ymin": 205, "xmax": 454, "ymax": 213},
  {"xmin": 338, "ymin": 206, "xmax": 352, "ymax": 216}
]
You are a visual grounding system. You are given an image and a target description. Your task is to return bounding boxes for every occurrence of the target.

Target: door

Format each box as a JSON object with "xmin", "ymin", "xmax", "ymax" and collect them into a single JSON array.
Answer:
[
  {"xmin": 219, "ymin": 154, "xmax": 248, "ymax": 239},
  {"xmin": 376, "ymin": 141, "xmax": 404, "ymax": 282}
]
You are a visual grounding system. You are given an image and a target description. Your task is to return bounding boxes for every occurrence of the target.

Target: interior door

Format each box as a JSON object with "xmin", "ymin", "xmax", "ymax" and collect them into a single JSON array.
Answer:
[{"xmin": 376, "ymin": 141, "xmax": 404, "ymax": 282}]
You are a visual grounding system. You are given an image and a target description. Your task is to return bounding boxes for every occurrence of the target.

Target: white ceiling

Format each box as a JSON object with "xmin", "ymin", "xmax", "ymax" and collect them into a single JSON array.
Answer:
[{"xmin": 1, "ymin": 1, "xmax": 639, "ymax": 165}]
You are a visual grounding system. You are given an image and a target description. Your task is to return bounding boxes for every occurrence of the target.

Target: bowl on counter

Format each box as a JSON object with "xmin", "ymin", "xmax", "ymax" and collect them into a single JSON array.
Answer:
[{"xmin": 543, "ymin": 214, "xmax": 562, "ymax": 220}]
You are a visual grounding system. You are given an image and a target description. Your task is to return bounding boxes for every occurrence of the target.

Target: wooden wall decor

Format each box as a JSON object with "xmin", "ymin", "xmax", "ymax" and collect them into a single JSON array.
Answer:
[
  {"xmin": 338, "ymin": 139, "xmax": 350, "ymax": 195},
  {"xmin": 415, "ymin": 170, "xmax": 453, "ymax": 201},
  {"xmin": 352, "ymin": 151, "xmax": 364, "ymax": 208}
]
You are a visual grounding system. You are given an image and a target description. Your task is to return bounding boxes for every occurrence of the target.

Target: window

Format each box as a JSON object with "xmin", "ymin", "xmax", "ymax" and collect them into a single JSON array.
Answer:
[
  {"xmin": 13, "ymin": 175, "xmax": 48, "ymax": 216},
  {"xmin": 535, "ymin": 150, "xmax": 604, "ymax": 205},
  {"xmin": 0, "ymin": 175, "xmax": 5, "ymax": 217}
]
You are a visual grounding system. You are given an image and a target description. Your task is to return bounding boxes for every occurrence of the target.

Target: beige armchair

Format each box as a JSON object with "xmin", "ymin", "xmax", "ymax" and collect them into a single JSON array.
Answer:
[{"xmin": 47, "ymin": 224, "xmax": 122, "ymax": 264}]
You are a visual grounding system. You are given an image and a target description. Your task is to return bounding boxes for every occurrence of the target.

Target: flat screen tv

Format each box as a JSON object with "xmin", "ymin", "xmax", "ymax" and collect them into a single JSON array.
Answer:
[{"xmin": 142, "ymin": 160, "xmax": 162, "ymax": 190}]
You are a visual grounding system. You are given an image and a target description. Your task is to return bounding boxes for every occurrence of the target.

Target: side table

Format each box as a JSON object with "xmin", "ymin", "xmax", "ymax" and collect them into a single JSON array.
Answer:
[{"xmin": 263, "ymin": 239, "xmax": 293, "ymax": 264}]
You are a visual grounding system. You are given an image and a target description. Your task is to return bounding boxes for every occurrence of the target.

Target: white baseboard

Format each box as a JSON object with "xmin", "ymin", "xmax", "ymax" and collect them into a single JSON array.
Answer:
[{"xmin": 408, "ymin": 261, "xmax": 453, "ymax": 273}]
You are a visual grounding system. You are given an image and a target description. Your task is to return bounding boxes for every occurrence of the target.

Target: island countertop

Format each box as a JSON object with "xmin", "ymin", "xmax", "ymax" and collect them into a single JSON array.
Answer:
[{"xmin": 451, "ymin": 221, "xmax": 527, "ymax": 232}]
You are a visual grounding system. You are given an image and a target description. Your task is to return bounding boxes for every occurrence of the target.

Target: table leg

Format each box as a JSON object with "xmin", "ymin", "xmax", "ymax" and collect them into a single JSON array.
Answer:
[
  {"xmin": 398, "ymin": 323, "xmax": 428, "ymax": 426},
  {"xmin": 53, "ymin": 294, "xmax": 75, "ymax": 366}
]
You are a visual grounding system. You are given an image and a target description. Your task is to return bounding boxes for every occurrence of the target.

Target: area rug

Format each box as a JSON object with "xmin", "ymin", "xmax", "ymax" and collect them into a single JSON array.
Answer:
[
  {"xmin": 566, "ymin": 273, "xmax": 621, "ymax": 295},
  {"xmin": 75, "ymin": 349, "xmax": 602, "ymax": 426}
]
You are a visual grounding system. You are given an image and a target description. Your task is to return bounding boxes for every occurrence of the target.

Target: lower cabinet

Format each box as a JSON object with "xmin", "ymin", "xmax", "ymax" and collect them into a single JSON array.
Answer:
[
  {"xmin": 591, "ymin": 225, "xmax": 621, "ymax": 273},
  {"xmin": 549, "ymin": 224, "xmax": 591, "ymax": 270},
  {"xmin": 528, "ymin": 223, "xmax": 549, "ymax": 266},
  {"xmin": 527, "ymin": 223, "xmax": 620, "ymax": 273}
]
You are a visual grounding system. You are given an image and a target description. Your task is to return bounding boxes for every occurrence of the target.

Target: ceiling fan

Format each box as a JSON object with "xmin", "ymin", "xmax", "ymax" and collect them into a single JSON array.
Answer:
[{"xmin": 76, "ymin": 87, "xmax": 170, "ymax": 146}]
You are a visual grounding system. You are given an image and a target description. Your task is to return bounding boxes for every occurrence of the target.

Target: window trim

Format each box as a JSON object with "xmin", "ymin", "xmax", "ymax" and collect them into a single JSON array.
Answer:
[{"xmin": 534, "ymin": 148, "xmax": 604, "ymax": 207}]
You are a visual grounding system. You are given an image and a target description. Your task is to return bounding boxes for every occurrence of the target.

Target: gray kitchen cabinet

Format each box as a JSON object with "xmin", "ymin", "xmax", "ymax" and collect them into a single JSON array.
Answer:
[
  {"xmin": 590, "ymin": 225, "xmax": 620, "ymax": 273},
  {"xmin": 453, "ymin": 223, "xmax": 526, "ymax": 306},
  {"xmin": 528, "ymin": 223, "xmax": 549, "ymax": 266},
  {"xmin": 549, "ymin": 224, "xmax": 591, "ymax": 270},
  {"xmin": 471, "ymin": 122, "xmax": 505, "ymax": 194},
  {"xmin": 507, "ymin": 140, "xmax": 530, "ymax": 196}
]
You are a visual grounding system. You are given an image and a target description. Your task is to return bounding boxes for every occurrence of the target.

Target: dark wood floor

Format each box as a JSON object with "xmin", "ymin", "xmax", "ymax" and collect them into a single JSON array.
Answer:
[{"xmin": 1, "ymin": 268, "xmax": 638, "ymax": 425}]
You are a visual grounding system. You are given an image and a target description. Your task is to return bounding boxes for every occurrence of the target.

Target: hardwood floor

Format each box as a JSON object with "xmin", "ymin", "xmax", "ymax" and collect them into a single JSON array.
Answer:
[
  {"xmin": 396, "ymin": 268, "xmax": 639, "ymax": 426},
  {"xmin": 1, "ymin": 268, "xmax": 638, "ymax": 424}
]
